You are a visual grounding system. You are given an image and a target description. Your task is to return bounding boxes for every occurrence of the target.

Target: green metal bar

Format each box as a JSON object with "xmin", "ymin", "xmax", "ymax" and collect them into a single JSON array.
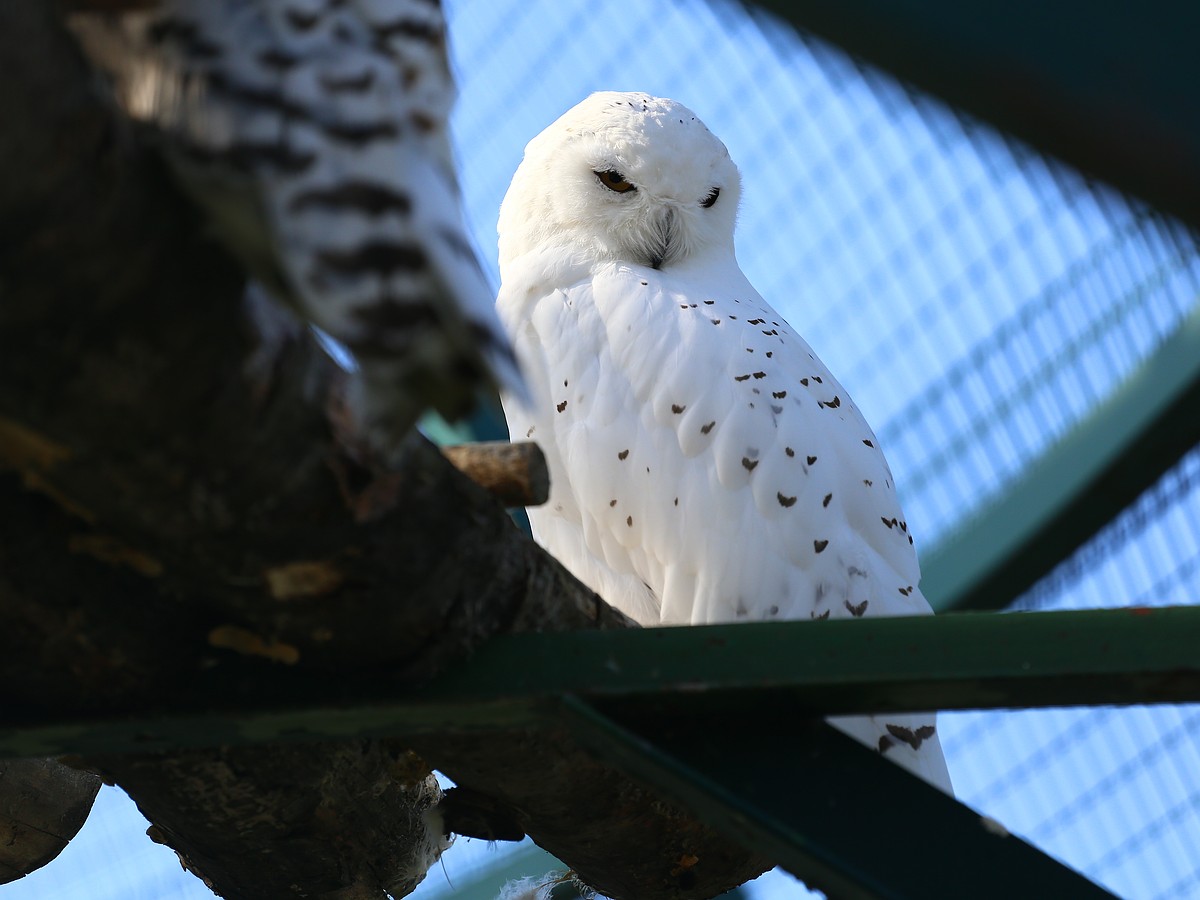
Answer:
[
  {"xmin": 564, "ymin": 697, "xmax": 1115, "ymax": 900},
  {"xmin": 921, "ymin": 303, "xmax": 1200, "ymax": 611},
  {"xmin": 750, "ymin": 0, "xmax": 1200, "ymax": 230},
  {"xmin": 424, "ymin": 605, "xmax": 1200, "ymax": 710},
  {"xmin": 2, "ymin": 607, "xmax": 1198, "ymax": 757}
]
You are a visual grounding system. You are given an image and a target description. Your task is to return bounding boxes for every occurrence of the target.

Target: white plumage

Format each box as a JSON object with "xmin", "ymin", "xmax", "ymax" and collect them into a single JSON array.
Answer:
[
  {"xmin": 498, "ymin": 92, "xmax": 953, "ymax": 793},
  {"xmin": 72, "ymin": 0, "xmax": 522, "ymax": 443}
]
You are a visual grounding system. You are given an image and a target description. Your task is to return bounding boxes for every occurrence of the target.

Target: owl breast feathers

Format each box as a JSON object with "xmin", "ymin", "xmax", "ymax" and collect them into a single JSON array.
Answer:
[{"xmin": 497, "ymin": 92, "xmax": 953, "ymax": 794}]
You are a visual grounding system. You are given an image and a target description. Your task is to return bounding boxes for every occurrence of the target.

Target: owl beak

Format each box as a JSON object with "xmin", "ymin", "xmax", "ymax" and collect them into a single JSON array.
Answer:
[{"xmin": 648, "ymin": 207, "xmax": 678, "ymax": 270}]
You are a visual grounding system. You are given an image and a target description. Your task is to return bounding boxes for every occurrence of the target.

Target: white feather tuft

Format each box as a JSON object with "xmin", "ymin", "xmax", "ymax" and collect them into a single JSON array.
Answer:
[
  {"xmin": 495, "ymin": 874, "xmax": 556, "ymax": 900},
  {"xmin": 495, "ymin": 872, "xmax": 602, "ymax": 900}
]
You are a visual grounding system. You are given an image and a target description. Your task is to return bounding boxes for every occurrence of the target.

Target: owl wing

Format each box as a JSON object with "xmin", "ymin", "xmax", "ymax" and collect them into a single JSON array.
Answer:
[
  {"xmin": 73, "ymin": 0, "xmax": 522, "ymax": 441},
  {"xmin": 501, "ymin": 257, "xmax": 952, "ymax": 792},
  {"xmin": 505, "ymin": 260, "xmax": 926, "ymax": 623}
]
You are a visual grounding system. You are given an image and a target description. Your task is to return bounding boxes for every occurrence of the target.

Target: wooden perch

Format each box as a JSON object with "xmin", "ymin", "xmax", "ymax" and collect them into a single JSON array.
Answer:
[
  {"xmin": 442, "ymin": 441, "xmax": 549, "ymax": 507},
  {"xmin": 0, "ymin": 3, "xmax": 769, "ymax": 898},
  {"xmin": 0, "ymin": 759, "xmax": 101, "ymax": 884}
]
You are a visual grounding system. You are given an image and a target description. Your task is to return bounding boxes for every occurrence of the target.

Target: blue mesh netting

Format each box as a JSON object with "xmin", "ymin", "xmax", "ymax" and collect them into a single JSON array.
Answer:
[
  {"xmin": 448, "ymin": 0, "xmax": 1200, "ymax": 547},
  {"xmin": 942, "ymin": 445, "xmax": 1200, "ymax": 900},
  {"xmin": 443, "ymin": 1, "xmax": 1200, "ymax": 897}
]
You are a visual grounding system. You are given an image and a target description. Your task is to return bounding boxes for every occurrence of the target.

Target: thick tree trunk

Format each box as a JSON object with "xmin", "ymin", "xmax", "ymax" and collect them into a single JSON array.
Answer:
[
  {"xmin": 415, "ymin": 730, "xmax": 770, "ymax": 900},
  {"xmin": 0, "ymin": 759, "xmax": 101, "ymax": 885},
  {"xmin": 99, "ymin": 744, "xmax": 447, "ymax": 900},
  {"xmin": 0, "ymin": 2, "xmax": 771, "ymax": 897}
]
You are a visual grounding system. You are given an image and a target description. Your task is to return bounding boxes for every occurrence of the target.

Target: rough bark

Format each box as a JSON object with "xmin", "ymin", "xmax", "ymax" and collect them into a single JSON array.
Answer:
[
  {"xmin": 99, "ymin": 744, "xmax": 447, "ymax": 900},
  {"xmin": 0, "ymin": 2, "xmax": 771, "ymax": 898},
  {"xmin": 441, "ymin": 442, "xmax": 549, "ymax": 508},
  {"xmin": 418, "ymin": 731, "xmax": 770, "ymax": 900},
  {"xmin": 0, "ymin": 759, "xmax": 101, "ymax": 884}
]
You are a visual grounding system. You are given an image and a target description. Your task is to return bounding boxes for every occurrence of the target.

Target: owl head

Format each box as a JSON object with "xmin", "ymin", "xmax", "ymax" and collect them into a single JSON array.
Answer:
[{"xmin": 498, "ymin": 92, "xmax": 741, "ymax": 272}]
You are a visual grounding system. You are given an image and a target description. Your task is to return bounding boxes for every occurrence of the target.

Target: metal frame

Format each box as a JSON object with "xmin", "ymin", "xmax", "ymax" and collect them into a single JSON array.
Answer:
[
  {"xmin": 565, "ymin": 700, "xmax": 1115, "ymax": 899},
  {"xmin": 5, "ymin": 607, "xmax": 1199, "ymax": 758},
  {"xmin": 7, "ymin": 607, "xmax": 1198, "ymax": 896},
  {"xmin": 921, "ymin": 303, "xmax": 1200, "ymax": 611},
  {"xmin": 749, "ymin": 0, "xmax": 1200, "ymax": 230}
]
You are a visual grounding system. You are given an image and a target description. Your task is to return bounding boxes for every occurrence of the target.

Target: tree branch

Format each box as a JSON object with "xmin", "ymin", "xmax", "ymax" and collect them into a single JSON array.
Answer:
[
  {"xmin": 442, "ymin": 441, "xmax": 549, "ymax": 508},
  {"xmin": 0, "ymin": 759, "xmax": 101, "ymax": 885},
  {"xmin": 0, "ymin": 3, "xmax": 769, "ymax": 897}
]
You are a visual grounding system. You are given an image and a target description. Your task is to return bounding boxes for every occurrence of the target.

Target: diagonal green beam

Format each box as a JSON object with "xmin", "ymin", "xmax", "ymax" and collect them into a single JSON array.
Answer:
[
  {"xmin": 425, "ymin": 604, "xmax": 1200, "ymax": 707},
  {"xmin": 750, "ymin": 0, "xmax": 1200, "ymax": 230},
  {"xmin": 921, "ymin": 302, "xmax": 1200, "ymax": 611},
  {"xmin": 565, "ymin": 698, "xmax": 1116, "ymax": 900},
  {"xmin": 2, "ymin": 606, "xmax": 1198, "ymax": 757}
]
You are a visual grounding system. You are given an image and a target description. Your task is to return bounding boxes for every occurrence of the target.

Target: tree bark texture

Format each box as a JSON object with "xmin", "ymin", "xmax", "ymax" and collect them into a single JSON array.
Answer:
[
  {"xmin": 0, "ymin": 2, "xmax": 771, "ymax": 897},
  {"xmin": 414, "ymin": 730, "xmax": 771, "ymax": 900},
  {"xmin": 441, "ymin": 442, "xmax": 550, "ymax": 508},
  {"xmin": 0, "ymin": 758, "xmax": 102, "ymax": 885}
]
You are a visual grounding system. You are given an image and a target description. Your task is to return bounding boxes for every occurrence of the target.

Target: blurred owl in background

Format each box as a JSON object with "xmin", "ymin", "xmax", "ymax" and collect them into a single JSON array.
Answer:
[{"xmin": 71, "ymin": 0, "xmax": 523, "ymax": 446}]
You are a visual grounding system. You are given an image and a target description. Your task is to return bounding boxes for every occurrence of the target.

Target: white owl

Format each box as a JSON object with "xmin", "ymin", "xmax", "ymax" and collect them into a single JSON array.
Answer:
[
  {"xmin": 497, "ymin": 92, "xmax": 953, "ymax": 794},
  {"xmin": 72, "ymin": 0, "xmax": 523, "ymax": 445}
]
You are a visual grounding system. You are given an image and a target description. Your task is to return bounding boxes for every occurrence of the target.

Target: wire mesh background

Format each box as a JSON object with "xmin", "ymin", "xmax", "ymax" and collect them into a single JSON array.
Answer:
[
  {"xmin": 15, "ymin": 1, "xmax": 1200, "ymax": 898},
  {"xmin": 439, "ymin": 4, "xmax": 1200, "ymax": 896}
]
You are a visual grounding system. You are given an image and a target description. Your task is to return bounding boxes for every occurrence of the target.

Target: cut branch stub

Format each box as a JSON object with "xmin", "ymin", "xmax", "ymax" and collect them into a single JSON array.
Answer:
[{"xmin": 441, "ymin": 440, "xmax": 549, "ymax": 507}]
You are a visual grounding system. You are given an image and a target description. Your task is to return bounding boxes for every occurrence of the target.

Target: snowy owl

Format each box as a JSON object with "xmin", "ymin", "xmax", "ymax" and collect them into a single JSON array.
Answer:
[
  {"xmin": 497, "ymin": 92, "xmax": 953, "ymax": 793},
  {"xmin": 72, "ymin": 0, "xmax": 523, "ymax": 446}
]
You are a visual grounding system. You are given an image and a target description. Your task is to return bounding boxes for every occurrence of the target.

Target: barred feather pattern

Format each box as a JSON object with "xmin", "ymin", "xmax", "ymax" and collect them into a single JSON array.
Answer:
[{"xmin": 72, "ymin": 0, "xmax": 523, "ymax": 442}]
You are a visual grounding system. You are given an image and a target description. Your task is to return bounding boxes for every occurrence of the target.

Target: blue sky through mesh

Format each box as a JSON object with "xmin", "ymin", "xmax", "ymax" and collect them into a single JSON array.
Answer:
[{"xmin": 18, "ymin": 2, "xmax": 1200, "ymax": 899}]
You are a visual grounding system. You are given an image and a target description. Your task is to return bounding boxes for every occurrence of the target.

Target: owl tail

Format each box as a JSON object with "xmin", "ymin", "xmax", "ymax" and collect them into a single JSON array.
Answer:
[{"xmin": 828, "ymin": 712, "xmax": 956, "ymax": 795}]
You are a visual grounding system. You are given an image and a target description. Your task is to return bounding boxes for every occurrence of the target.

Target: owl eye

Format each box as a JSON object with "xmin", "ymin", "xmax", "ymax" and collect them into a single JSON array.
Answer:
[
  {"xmin": 596, "ymin": 170, "xmax": 636, "ymax": 193},
  {"xmin": 701, "ymin": 187, "xmax": 720, "ymax": 208}
]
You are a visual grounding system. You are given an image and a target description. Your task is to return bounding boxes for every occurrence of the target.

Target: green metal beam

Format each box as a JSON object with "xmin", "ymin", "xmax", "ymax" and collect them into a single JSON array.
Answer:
[
  {"xmin": 750, "ymin": 0, "xmax": 1200, "ymax": 230},
  {"xmin": 3, "ymin": 606, "xmax": 1199, "ymax": 757},
  {"xmin": 564, "ymin": 698, "xmax": 1115, "ymax": 900},
  {"xmin": 921, "ymin": 302, "xmax": 1200, "ymax": 611}
]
